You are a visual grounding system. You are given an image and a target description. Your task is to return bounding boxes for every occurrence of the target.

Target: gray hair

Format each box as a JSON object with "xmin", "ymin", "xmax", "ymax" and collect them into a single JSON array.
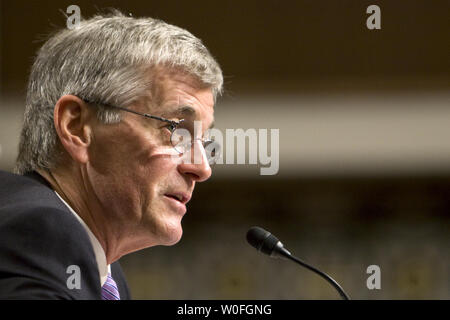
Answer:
[{"xmin": 15, "ymin": 11, "xmax": 223, "ymax": 175}]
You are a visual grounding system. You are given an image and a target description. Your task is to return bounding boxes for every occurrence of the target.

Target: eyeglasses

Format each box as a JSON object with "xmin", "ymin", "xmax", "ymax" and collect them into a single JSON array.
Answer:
[{"xmin": 84, "ymin": 100, "xmax": 221, "ymax": 166}]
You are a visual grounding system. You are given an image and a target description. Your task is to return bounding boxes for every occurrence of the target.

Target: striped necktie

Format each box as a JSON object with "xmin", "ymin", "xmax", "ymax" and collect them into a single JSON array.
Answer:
[{"xmin": 101, "ymin": 273, "xmax": 121, "ymax": 300}]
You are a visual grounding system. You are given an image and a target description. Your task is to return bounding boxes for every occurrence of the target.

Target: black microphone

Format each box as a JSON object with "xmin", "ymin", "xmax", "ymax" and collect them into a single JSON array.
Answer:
[{"xmin": 246, "ymin": 226, "xmax": 350, "ymax": 300}]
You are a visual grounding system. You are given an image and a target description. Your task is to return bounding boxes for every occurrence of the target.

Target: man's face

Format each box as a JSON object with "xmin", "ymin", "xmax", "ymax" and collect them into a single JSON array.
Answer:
[{"xmin": 86, "ymin": 71, "xmax": 215, "ymax": 247}]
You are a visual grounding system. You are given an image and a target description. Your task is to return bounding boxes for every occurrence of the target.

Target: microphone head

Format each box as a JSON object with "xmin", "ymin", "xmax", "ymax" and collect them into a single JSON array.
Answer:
[{"xmin": 246, "ymin": 226, "xmax": 280, "ymax": 256}]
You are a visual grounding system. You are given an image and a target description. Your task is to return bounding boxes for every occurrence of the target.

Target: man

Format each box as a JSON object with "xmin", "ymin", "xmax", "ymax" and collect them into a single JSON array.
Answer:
[{"xmin": 0, "ymin": 11, "xmax": 223, "ymax": 299}]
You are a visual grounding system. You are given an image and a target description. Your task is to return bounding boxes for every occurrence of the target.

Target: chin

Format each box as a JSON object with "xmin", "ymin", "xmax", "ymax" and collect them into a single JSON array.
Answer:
[
  {"xmin": 158, "ymin": 221, "xmax": 184, "ymax": 246},
  {"xmin": 161, "ymin": 230, "xmax": 183, "ymax": 246}
]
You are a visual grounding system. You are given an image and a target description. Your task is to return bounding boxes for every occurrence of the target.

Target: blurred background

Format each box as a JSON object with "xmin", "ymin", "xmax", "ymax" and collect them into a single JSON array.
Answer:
[{"xmin": 1, "ymin": 0, "xmax": 449, "ymax": 299}]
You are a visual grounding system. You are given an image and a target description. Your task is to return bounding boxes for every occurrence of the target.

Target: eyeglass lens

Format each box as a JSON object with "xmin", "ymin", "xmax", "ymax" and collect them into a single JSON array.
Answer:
[{"xmin": 170, "ymin": 121, "xmax": 221, "ymax": 165}]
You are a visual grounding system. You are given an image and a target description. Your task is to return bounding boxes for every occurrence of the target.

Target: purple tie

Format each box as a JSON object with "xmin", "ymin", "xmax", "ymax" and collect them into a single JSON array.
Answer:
[{"xmin": 101, "ymin": 273, "xmax": 120, "ymax": 300}]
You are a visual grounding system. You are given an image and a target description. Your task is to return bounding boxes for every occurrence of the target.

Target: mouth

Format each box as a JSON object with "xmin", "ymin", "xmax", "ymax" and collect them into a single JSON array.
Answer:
[
  {"xmin": 164, "ymin": 192, "xmax": 191, "ymax": 205},
  {"xmin": 163, "ymin": 192, "xmax": 190, "ymax": 215}
]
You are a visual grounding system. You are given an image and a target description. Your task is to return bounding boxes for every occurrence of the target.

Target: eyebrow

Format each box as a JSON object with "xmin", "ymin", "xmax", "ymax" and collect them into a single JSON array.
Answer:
[
  {"xmin": 162, "ymin": 105, "xmax": 215, "ymax": 129},
  {"xmin": 163, "ymin": 105, "xmax": 196, "ymax": 117}
]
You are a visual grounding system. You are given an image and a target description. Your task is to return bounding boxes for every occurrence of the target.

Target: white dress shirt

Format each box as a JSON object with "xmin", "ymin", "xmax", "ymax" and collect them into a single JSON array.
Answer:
[{"xmin": 54, "ymin": 191, "xmax": 110, "ymax": 287}]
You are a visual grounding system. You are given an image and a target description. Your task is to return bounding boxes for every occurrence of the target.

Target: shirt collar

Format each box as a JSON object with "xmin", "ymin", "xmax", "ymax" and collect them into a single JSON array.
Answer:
[{"xmin": 54, "ymin": 191, "xmax": 110, "ymax": 286}]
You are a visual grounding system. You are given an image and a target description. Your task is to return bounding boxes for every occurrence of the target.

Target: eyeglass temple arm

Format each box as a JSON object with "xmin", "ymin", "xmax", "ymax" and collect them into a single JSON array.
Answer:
[
  {"xmin": 84, "ymin": 100, "xmax": 182, "ymax": 126},
  {"xmin": 111, "ymin": 105, "xmax": 173, "ymax": 123}
]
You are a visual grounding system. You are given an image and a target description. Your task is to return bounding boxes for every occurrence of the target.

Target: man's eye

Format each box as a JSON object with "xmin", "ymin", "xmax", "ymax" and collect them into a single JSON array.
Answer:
[{"xmin": 164, "ymin": 124, "xmax": 175, "ymax": 133}]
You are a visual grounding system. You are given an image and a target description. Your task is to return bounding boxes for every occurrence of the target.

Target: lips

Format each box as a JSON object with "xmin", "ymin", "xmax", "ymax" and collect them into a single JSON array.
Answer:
[
  {"xmin": 164, "ymin": 192, "xmax": 191, "ymax": 205},
  {"xmin": 163, "ymin": 192, "xmax": 190, "ymax": 215}
]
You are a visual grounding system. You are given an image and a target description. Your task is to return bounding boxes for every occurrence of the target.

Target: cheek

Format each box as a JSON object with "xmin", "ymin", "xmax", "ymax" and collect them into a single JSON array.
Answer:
[
  {"xmin": 88, "ymin": 125, "xmax": 179, "ymax": 202},
  {"xmin": 90, "ymin": 125, "xmax": 159, "ymax": 173},
  {"xmin": 86, "ymin": 153, "xmax": 178, "ymax": 223},
  {"xmin": 115, "ymin": 153, "xmax": 179, "ymax": 208},
  {"xmin": 137, "ymin": 156, "xmax": 177, "ymax": 192}
]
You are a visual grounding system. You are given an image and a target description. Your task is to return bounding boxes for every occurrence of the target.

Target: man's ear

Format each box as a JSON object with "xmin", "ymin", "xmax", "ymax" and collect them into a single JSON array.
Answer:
[{"xmin": 53, "ymin": 95, "xmax": 94, "ymax": 164}]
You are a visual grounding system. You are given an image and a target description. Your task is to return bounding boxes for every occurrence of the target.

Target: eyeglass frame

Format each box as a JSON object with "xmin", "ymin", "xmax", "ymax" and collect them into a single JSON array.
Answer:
[{"xmin": 82, "ymin": 99, "xmax": 220, "ymax": 165}]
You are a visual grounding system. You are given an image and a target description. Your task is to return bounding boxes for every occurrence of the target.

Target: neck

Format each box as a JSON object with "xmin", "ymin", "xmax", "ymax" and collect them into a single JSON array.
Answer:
[
  {"xmin": 36, "ymin": 167, "xmax": 158, "ymax": 263},
  {"xmin": 36, "ymin": 167, "xmax": 114, "ymax": 261}
]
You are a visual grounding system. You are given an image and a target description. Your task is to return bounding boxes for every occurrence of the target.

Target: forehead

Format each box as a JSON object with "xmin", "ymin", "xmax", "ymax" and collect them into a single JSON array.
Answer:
[{"xmin": 151, "ymin": 71, "xmax": 215, "ymax": 128}]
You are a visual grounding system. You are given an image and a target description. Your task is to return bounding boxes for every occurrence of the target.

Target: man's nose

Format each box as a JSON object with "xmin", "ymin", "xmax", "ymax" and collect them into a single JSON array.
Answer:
[{"xmin": 177, "ymin": 141, "xmax": 212, "ymax": 182}]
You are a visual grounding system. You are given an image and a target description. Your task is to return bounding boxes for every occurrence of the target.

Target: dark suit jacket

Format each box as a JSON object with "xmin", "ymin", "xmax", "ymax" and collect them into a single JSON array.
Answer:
[{"xmin": 0, "ymin": 170, "xmax": 131, "ymax": 299}]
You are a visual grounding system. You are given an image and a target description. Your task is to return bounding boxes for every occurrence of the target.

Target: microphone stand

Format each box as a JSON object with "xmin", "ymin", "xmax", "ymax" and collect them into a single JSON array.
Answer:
[{"xmin": 285, "ymin": 253, "xmax": 350, "ymax": 300}]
